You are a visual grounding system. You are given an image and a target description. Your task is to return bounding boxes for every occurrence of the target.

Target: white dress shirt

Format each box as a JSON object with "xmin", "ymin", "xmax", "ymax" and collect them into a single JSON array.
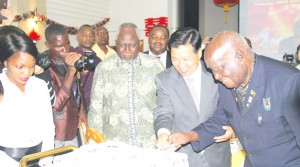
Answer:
[
  {"xmin": 0, "ymin": 73, "xmax": 55, "ymax": 166},
  {"xmin": 149, "ymin": 50, "xmax": 167, "ymax": 69}
]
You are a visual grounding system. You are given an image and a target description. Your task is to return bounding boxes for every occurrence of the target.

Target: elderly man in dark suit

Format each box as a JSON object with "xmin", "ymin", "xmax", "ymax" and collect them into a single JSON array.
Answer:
[
  {"xmin": 169, "ymin": 30, "xmax": 300, "ymax": 167},
  {"xmin": 144, "ymin": 24, "xmax": 172, "ymax": 69},
  {"xmin": 154, "ymin": 27, "xmax": 232, "ymax": 167}
]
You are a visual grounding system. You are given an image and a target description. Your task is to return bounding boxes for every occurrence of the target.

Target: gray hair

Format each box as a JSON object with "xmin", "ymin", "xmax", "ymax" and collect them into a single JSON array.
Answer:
[{"xmin": 117, "ymin": 23, "xmax": 140, "ymax": 39}]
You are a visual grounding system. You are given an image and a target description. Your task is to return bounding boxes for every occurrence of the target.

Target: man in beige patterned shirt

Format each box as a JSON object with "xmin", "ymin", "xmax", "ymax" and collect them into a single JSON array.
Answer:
[
  {"xmin": 88, "ymin": 23, "xmax": 164, "ymax": 148},
  {"xmin": 91, "ymin": 26, "xmax": 116, "ymax": 60}
]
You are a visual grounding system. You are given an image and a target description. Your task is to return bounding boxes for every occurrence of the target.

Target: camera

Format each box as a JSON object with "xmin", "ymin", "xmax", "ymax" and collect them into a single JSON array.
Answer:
[
  {"xmin": 282, "ymin": 53, "xmax": 295, "ymax": 66},
  {"xmin": 74, "ymin": 51, "xmax": 95, "ymax": 71}
]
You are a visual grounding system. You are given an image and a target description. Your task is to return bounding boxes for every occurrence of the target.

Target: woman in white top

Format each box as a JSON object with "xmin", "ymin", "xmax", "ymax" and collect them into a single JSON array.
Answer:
[{"xmin": 0, "ymin": 26, "xmax": 55, "ymax": 167}]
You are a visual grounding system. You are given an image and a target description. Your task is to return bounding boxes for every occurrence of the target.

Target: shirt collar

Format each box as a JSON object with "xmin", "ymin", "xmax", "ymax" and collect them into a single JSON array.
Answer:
[{"xmin": 149, "ymin": 50, "xmax": 167, "ymax": 58}]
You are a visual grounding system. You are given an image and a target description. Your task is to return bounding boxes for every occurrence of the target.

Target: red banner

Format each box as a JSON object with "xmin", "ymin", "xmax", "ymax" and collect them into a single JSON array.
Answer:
[{"xmin": 145, "ymin": 17, "xmax": 168, "ymax": 37}]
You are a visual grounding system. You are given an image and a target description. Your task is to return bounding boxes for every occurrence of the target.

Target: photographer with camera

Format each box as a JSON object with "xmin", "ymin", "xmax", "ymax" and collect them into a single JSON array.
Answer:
[
  {"xmin": 75, "ymin": 24, "xmax": 101, "ymax": 110},
  {"xmin": 41, "ymin": 24, "xmax": 87, "ymax": 154}
]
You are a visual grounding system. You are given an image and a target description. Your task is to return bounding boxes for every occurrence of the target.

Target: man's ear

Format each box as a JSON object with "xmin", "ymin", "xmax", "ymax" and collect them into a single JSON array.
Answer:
[
  {"xmin": 45, "ymin": 42, "xmax": 51, "ymax": 49},
  {"xmin": 197, "ymin": 48, "xmax": 203, "ymax": 60},
  {"xmin": 139, "ymin": 40, "xmax": 142, "ymax": 49},
  {"xmin": 3, "ymin": 61, "xmax": 7, "ymax": 68},
  {"xmin": 76, "ymin": 35, "xmax": 79, "ymax": 42},
  {"xmin": 235, "ymin": 50, "xmax": 246, "ymax": 64}
]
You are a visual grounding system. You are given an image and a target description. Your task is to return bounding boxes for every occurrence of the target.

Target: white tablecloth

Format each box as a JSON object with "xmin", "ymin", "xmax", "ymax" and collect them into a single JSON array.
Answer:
[{"xmin": 50, "ymin": 141, "xmax": 188, "ymax": 167}]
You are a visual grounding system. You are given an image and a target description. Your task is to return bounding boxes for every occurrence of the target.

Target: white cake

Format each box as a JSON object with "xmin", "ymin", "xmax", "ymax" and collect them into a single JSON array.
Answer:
[{"xmin": 50, "ymin": 141, "xmax": 189, "ymax": 167}]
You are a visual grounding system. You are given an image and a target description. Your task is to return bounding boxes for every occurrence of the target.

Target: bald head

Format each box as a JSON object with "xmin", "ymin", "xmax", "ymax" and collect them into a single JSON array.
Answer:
[
  {"xmin": 204, "ymin": 30, "xmax": 254, "ymax": 89},
  {"xmin": 205, "ymin": 31, "xmax": 251, "ymax": 62}
]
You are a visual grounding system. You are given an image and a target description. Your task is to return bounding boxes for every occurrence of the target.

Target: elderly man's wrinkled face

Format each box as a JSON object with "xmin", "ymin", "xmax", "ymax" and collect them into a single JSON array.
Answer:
[
  {"xmin": 205, "ymin": 43, "xmax": 246, "ymax": 89},
  {"xmin": 115, "ymin": 28, "xmax": 140, "ymax": 61}
]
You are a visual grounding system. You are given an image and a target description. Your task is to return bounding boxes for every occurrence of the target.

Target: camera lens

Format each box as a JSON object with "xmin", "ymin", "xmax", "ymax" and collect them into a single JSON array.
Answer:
[
  {"xmin": 74, "ymin": 59, "xmax": 84, "ymax": 70},
  {"xmin": 74, "ymin": 51, "xmax": 95, "ymax": 71}
]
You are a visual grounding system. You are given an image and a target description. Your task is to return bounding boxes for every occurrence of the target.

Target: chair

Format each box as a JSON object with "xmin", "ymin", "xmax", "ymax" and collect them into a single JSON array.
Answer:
[
  {"xmin": 19, "ymin": 145, "xmax": 77, "ymax": 167},
  {"xmin": 19, "ymin": 122, "xmax": 106, "ymax": 167}
]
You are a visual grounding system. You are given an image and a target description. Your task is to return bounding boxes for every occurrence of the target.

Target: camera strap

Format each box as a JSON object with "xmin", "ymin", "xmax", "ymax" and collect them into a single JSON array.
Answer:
[{"xmin": 73, "ymin": 72, "xmax": 82, "ymax": 109}]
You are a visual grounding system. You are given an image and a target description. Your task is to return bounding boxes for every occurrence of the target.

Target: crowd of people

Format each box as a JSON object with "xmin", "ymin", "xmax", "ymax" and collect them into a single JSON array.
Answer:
[{"xmin": 0, "ymin": 6, "xmax": 300, "ymax": 167}]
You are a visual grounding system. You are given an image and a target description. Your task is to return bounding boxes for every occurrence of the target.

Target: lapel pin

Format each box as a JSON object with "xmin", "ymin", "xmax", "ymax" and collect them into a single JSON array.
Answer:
[{"xmin": 263, "ymin": 97, "xmax": 271, "ymax": 111}]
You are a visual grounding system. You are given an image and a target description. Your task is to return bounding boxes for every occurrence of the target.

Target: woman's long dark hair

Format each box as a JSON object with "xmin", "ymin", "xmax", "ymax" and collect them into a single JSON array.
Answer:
[
  {"xmin": 0, "ymin": 25, "xmax": 38, "ymax": 63},
  {"xmin": 0, "ymin": 33, "xmax": 39, "ymax": 63},
  {"xmin": 0, "ymin": 26, "xmax": 39, "ymax": 96}
]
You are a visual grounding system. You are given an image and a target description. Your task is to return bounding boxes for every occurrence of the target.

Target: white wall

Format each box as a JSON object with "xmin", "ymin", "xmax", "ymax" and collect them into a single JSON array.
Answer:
[
  {"xmin": 9, "ymin": 0, "xmax": 47, "ymax": 52},
  {"xmin": 107, "ymin": 0, "xmax": 169, "ymax": 51},
  {"xmin": 46, "ymin": 0, "xmax": 110, "ymax": 49},
  {"xmin": 199, "ymin": 0, "xmax": 239, "ymax": 38},
  {"xmin": 46, "ymin": 0, "xmax": 180, "ymax": 51},
  {"xmin": 10, "ymin": 0, "xmax": 240, "ymax": 52}
]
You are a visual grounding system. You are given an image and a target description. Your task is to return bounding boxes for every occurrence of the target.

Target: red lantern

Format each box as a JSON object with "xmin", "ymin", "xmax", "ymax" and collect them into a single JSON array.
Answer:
[
  {"xmin": 28, "ymin": 28, "xmax": 41, "ymax": 43},
  {"xmin": 213, "ymin": 0, "xmax": 239, "ymax": 23}
]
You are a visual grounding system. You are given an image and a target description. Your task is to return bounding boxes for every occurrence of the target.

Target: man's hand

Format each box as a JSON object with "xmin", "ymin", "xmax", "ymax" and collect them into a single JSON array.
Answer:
[
  {"xmin": 64, "ymin": 52, "xmax": 81, "ymax": 72},
  {"xmin": 156, "ymin": 133, "xmax": 170, "ymax": 149},
  {"xmin": 1, "ymin": 7, "xmax": 14, "ymax": 25},
  {"xmin": 169, "ymin": 131, "xmax": 199, "ymax": 150},
  {"xmin": 214, "ymin": 126, "xmax": 235, "ymax": 142},
  {"xmin": 201, "ymin": 36, "xmax": 211, "ymax": 49},
  {"xmin": 78, "ymin": 110, "xmax": 87, "ymax": 127}
]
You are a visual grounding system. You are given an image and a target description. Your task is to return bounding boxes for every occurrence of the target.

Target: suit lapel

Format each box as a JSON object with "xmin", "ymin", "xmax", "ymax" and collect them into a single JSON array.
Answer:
[{"xmin": 166, "ymin": 51, "xmax": 172, "ymax": 68}]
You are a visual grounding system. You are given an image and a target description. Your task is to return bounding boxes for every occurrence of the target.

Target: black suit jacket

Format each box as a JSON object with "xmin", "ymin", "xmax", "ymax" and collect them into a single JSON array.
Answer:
[{"xmin": 144, "ymin": 50, "xmax": 172, "ymax": 69}]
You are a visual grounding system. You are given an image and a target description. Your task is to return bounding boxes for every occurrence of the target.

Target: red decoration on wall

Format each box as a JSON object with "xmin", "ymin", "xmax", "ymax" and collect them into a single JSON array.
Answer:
[
  {"xmin": 145, "ymin": 17, "xmax": 168, "ymax": 37},
  {"xmin": 28, "ymin": 28, "xmax": 41, "ymax": 43},
  {"xmin": 213, "ymin": 0, "xmax": 239, "ymax": 23}
]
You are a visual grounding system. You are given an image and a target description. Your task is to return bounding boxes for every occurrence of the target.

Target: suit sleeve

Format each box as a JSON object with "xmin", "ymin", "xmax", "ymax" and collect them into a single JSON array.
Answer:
[
  {"xmin": 153, "ymin": 76, "xmax": 174, "ymax": 135},
  {"xmin": 191, "ymin": 91, "xmax": 230, "ymax": 152},
  {"xmin": 283, "ymin": 72, "xmax": 300, "ymax": 148}
]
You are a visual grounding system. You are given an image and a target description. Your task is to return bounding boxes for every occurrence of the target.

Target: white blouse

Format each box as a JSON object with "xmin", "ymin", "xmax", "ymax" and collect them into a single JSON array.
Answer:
[{"xmin": 0, "ymin": 73, "xmax": 55, "ymax": 166}]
